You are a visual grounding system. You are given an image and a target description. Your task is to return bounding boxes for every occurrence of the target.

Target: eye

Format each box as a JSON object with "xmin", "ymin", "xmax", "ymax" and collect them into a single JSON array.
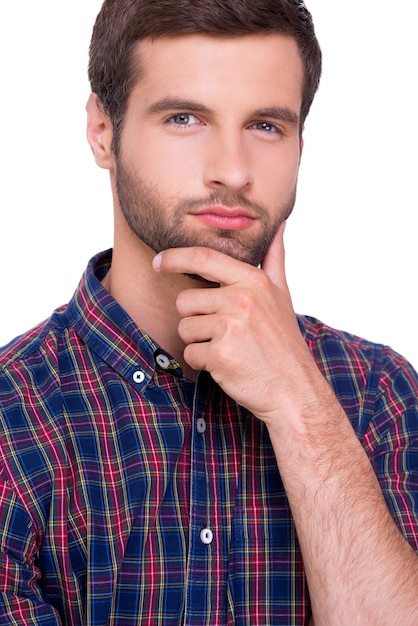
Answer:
[
  {"xmin": 252, "ymin": 121, "xmax": 282, "ymax": 134},
  {"xmin": 169, "ymin": 113, "xmax": 198, "ymax": 125}
]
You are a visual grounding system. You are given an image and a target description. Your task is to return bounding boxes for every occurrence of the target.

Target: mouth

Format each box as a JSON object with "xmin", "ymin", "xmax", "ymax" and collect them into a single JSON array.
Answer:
[{"xmin": 190, "ymin": 205, "xmax": 256, "ymax": 231}]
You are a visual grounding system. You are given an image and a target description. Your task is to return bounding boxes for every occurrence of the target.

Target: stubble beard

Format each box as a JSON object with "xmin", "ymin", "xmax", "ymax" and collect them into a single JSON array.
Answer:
[{"xmin": 115, "ymin": 157, "xmax": 297, "ymax": 271}]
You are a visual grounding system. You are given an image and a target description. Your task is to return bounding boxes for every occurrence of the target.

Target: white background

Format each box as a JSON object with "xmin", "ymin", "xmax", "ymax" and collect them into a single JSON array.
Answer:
[{"xmin": 0, "ymin": 1, "xmax": 417, "ymax": 369}]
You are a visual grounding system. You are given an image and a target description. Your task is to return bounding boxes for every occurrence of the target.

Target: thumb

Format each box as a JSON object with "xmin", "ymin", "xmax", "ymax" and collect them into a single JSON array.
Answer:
[{"xmin": 261, "ymin": 220, "xmax": 287, "ymax": 288}]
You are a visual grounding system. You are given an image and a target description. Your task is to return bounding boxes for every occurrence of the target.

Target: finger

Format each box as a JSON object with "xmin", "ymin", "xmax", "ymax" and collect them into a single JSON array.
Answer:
[
  {"xmin": 261, "ymin": 220, "xmax": 287, "ymax": 289},
  {"xmin": 152, "ymin": 246, "xmax": 256, "ymax": 286},
  {"xmin": 176, "ymin": 287, "xmax": 220, "ymax": 317},
  {"xmin": 178, "ymin": 313, "xmax": 217, "ymax": 345},
  {"xmin": 183, "ymin": 341, "xmax": 211, "ymax": 373}
]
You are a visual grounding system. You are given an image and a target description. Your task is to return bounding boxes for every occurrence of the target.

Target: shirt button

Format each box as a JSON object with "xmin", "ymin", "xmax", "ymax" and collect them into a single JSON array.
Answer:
[
  {"xmin": 156, "ymin": 354, "xmax": 171, "ymax": 369},
  {"xmin": 133, "ymin": 370, "xmax": 145, "ymax": 384},
  {"xmin": 196, "ymin": 418, "xmax": 207, "ymax": 434},
  {"xmin": 200, "ymin": 528, "xmax": 213, "ymax": 545}
]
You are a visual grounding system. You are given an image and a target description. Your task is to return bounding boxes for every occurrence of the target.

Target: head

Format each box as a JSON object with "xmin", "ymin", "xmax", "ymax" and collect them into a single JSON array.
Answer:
[
  {"xmin": 87, "ymin": 1, "xmax": 322, "ymax": 270},
  {"xmin": 88, "ymin": 0, "xmax": 321, "ymax": 156}
]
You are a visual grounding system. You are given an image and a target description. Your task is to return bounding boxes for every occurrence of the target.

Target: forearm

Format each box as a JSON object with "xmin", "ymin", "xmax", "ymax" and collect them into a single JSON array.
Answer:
[{"xmin": 267, "ymin": 380, "xmax": 418, "ymax": 625}]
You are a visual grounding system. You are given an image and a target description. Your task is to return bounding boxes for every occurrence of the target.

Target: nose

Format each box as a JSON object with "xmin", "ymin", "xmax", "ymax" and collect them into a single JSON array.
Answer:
[{"xmin": 203, "ymin": 129, "xmax": 254, "ymax": 193}]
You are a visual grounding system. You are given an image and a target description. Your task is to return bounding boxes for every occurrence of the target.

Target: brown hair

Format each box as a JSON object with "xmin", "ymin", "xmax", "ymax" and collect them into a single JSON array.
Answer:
[{"xmin": 88, "ymin": 0, "xmax": 322, "ymax": 153}]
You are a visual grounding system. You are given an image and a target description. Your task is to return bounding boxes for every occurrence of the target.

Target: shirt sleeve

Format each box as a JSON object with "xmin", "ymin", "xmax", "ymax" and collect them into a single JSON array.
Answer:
[
  {"xmin": 363, "ymin": 350, "xmax": 418, "ymax": 552},
  {"xmin": 0, "ymin": 476, "xmax": 62, "ymax": 625}
]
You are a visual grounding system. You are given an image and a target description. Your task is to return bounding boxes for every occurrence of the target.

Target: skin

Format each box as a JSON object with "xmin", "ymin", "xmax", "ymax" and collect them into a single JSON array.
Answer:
[{"xmin": 87, "ymin": 33, "xmax": 418, "ymax": 625}]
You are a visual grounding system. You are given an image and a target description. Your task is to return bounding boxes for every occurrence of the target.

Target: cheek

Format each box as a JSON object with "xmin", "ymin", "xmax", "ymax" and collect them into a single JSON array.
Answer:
[
  {"xmin": 256, "ymin": 147, "xmax": 300, "ymax": 192},
  {"xmin": 153, "ymin": 140, "xmax": 206, "ymax": 191}
]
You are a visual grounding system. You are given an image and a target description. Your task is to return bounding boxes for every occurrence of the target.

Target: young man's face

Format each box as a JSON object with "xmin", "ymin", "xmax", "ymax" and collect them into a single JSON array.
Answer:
[{"xmin": 114, "ymin": 33, "xmax": 304, "ymax": 266}]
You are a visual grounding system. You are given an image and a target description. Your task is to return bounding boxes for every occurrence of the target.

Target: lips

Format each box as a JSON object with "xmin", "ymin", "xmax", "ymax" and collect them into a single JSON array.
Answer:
[{"xmin": 190, "ymin": 205, "xmax": 256, "ymax": 231}]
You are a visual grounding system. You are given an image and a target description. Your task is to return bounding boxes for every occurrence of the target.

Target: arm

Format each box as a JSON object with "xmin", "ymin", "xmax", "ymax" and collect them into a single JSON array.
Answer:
[
  {"xmin": 266, "ymin": 365, "xmax": 418, "ymax": 624},
  {"xmin": 153, "ymin": 223, "xmax": 418, "ymax": 624}
]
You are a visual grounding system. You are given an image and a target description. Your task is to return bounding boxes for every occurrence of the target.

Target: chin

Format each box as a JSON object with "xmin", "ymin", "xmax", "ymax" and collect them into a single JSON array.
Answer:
[{"xmin": 202, "ymin": 237, "xmax": 263, "ymax": 267}]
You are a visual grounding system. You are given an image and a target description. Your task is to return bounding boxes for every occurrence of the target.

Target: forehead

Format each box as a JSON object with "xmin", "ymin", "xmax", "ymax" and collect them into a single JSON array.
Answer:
[{"xmin": 130, "ymin": 33, "xmax": 304, "ymax": 113}]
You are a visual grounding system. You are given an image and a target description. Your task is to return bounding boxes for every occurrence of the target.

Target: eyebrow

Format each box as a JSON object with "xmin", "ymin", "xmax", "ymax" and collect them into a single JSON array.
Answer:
[
  {"xmin": 252, "ymin": 107, "xmax": 300, "ymax": 126},
  {"xmin": 146, "ymin": 97, "xmax": 300, "ymax": 126},
  {"xmin": 146, "ymin": 97, "xmax": 212, "ymax": 116}
]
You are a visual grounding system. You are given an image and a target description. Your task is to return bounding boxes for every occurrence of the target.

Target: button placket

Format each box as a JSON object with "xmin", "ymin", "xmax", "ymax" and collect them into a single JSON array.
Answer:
[{"xmin": 184, "ymin": 372, "xmax": 219, "ymax": 622}]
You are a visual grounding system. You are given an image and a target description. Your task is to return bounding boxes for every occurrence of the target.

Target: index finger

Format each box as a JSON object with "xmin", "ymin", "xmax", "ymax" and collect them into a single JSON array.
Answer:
[{"xmin": 152, "ymin": 246, "xmax": 258, "ymax": 286}]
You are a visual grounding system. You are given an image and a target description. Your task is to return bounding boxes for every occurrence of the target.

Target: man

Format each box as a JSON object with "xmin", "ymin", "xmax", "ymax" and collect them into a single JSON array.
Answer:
[{"xmin": 0, "ymin": 0, "xmax": 417, "ymax": 624}]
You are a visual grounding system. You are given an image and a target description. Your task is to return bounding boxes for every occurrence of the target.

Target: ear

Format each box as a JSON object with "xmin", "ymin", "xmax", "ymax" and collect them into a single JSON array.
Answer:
[{"xmin": 86, "ymin": 93, "xmax": 114, "ymax": 170}]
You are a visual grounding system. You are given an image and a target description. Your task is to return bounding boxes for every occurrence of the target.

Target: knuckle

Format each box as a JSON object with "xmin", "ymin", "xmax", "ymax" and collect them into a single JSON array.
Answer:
[
  {"xmin": 189, "ymin": 246, "xmax": 215, "ymax": 270},
  {"xmin": 178, "ymin": 316, "xmax": 198, "ymax": 343},
  {"xmin": 176, "ymin": 290, "xmax": 188, "ymax": 313},
  {"xmin": 232, "ymin": 288, "xmax": 257, "ymax": 314},
  {"xmin": 177, "ymin": 317, "xmax": 188, "ymax": 340},
  {"xmin": 176, "ymin": 288, "xmax": 197, "ymax": 315},
  {"xmin": 183, "ymin": 344, "xmax": 201, "ymax": 370},
  {"xmin": 213, "ymin": 331, "xmax": 239, "ymax": 368},
  {"xmin": 215, "ymin": 345, "xmax": 236, "ymax": 372}
]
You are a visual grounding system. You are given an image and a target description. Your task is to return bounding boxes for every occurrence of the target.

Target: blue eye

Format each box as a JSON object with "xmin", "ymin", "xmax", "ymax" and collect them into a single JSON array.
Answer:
[
  {"xmin": 250, "ymin": 121, "xmax": 285, "ymax": 137},
  {"xmin": 257, "ymin": 122, "xmax": 275, "ymax": 132},
  {"xmin": 172, "ymin": 113, "xmax": 191, "ymax": 125}
]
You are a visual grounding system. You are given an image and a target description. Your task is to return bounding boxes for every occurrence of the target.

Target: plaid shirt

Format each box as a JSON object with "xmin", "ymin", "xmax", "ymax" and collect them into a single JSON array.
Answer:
[{"xmin": 1, "ymin": 250, "xmax": 417, "ymax": 625}]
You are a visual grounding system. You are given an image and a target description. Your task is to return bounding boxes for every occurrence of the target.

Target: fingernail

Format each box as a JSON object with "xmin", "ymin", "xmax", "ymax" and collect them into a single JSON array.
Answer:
[{"xmin": 152, "ymin": 253, "xmax": 162, "ymax": 270}]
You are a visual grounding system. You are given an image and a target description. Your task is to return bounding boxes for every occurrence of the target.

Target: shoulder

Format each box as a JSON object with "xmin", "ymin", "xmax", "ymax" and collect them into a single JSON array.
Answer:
[
  {"xmin": 298, "ymin": 313, "xmax": 415, "ymax": 377},
  {"xmin": 0, "ymin": 305, "xmax": 71, "ymax": 400},
  {"xmin": 297, "ymin": 314, "xmax": 418, "ymax": 433}
]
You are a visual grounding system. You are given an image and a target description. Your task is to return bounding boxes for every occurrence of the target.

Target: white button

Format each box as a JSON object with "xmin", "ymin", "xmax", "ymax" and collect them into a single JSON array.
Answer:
[
  {"xmin": 200, "ymin": 528, "xmax": 213, "ymax": 545},
  {"xmin": 196, "ymin": 418, "xmax": 206, "ymax": 434},
  {"xmin": 156, "ymin": 354, "xmax": 171, "ymax": 369},
  {"xmin": 133, "ymin": 370, "xmax": 145, "ymax": 384}
]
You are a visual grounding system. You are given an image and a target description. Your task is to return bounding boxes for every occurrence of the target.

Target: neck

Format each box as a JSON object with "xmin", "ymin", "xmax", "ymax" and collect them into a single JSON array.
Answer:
[{"xmin": 102, "ymin": 236, "xmax": 206, "ymax": 381}]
